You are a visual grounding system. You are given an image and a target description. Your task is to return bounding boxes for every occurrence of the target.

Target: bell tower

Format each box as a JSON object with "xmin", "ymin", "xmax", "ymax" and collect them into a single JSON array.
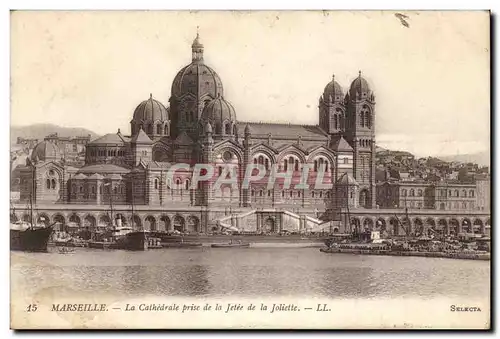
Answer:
[
  {"xmin": 319, "ymin": 74, "xmax": 346, "ymax": 138},
  {"xmin": 345, "ymin": 71, "xmax": 376, "ymax": 208}
]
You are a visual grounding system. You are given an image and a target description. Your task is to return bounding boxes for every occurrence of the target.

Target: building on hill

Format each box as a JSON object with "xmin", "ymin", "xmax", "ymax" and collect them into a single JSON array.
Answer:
[{"xmin": 16, "ymin": 137, "xmax": 39, "ymax": 150}]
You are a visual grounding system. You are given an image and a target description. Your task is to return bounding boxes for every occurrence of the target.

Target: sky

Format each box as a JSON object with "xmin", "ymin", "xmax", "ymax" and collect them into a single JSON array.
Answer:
[{"xmin": 10, "ymin": 11, "xmax": 490, "ymax": 157}]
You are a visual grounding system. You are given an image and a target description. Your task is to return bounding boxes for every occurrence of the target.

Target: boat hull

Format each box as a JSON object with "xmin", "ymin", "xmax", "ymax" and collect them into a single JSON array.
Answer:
[
  {"xmin": 162, "ymin": 242, "xmax": 202, "ymax": 248},
  {"xmin": 319, "ymin": 247, "xmax": 490, "ymax": 260},
  {"xmin": 10, "ymin": 226, "xmax": 53, "ymax": 252},
  {"xmin": 211, "ymin": 243, "xmax": 250, "ymax": 248},
  {"xmin": 112, "ymin": 231, "xmax": 148, "ymax": 251}
]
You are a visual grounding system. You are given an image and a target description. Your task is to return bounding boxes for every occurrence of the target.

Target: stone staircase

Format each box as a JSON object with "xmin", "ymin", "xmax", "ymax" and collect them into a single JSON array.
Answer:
[{"xmin": 214, "ymin": 208, "xmax": 335, "ymax": 233}]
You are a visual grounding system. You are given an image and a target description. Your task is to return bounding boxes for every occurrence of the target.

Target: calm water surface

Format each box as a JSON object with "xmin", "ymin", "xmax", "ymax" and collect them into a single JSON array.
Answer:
[{"xmin": 11, "ymin": 247, "xmax": 490, "ymax": 299}]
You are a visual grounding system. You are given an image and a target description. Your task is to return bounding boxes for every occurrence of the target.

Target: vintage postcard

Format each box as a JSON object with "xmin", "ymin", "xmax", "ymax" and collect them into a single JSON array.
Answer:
[{"xmin": 9, "ymin": 10, "xmax": 490, "ymax": 329}]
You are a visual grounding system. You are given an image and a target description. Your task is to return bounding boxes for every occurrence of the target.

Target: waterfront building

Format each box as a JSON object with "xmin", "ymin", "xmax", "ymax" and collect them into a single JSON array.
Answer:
[{"xmin": 11, "ymin": 33, "xmax": 490, "ymax": 236}]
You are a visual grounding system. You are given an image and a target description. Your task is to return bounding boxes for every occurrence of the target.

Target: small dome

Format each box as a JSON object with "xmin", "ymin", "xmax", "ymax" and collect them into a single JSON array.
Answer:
[
  {"xmin": 133, "ymin": 94, "xmax": 169, "ymax": 122},
  {"xmin": 323, "ymin": 74, "xmax": 344, "ymax": 102},
  {"xmin": 192, "ymin": 32, "xmax": 203, "ymax": 48},
  {"xmin": 349, "ymin": 71, "xmax": 372, "ymax": 98},
  {"xmin": 31, "ymin": 141, "xmax": 61, "ymax": 162},
  {"xmin": 201, "ymin": 96, "xmax": 237, "ymax": 134}
]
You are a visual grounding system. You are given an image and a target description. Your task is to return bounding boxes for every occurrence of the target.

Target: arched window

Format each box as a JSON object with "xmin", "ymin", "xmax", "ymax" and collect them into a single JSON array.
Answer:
[
  {"xmin": 175, "ymin": 178, "xmax": 181, "ymax": 190},
  {"xmin": 319, "ymin": 191, "xmax": 323, "ymax": 198},
  {"xmin": 91, "ymin": 186, "xmax": 95, "ymax": 194},
  {"xmin": 326, "ymin": 191, "xmax": 330, "ymax": 198},
  {"xmin": 157, "ymin": 125, "xmax": 162, "ymax": 134},
  {"xmin": 298, "ymin": 191, "xmax": 301, "ymax": 198},
  {"xmin": 259, "ymin": 190, "xmax": 263, "ymax": 197},
  {"xmin": 462, "ymin": 202, "xmax": 467, "ymax": 209},
  {"xmin": 469, "ymin": 190, "xmax": 474, "ymax": 198},
  {"xmin": 46, "ymin": 179, "xmax": 50, "ymax": 189},
  {"xmin": 417, "ymin": 189, "xmax": 423, "ymax": 197},
  {"xmin": 267, "ymin": 190, "xmax": 271, "ymax": 197},
  {"xmin": 409, "ymin": 189, "xmax": 415, "ymax": 197},
  {"xmin": 284, "ymin": 160, "xmax": 288, "ymax": 171},
  {"xmin": 232, "ymin": 125, "xmax": 237, "ymax": 135},
  {"xmin": 154, "ymin": 178, "xmax": 158, "ymax": 190},
  {"xmin": 265, "ymin": 159, "xmax": 269, "ymax": 171},
  {"xmin": 258, "ymin": 156, "xmax": 264, "ymax": 165},
  {"xmin": 79, "ymin": 186, "xmax": 83, "ymax": 193},
  {"xmin": 455, "ymin": 190, "xmax": 459, "ymax": 197},
  {"xmin": 253, "ymin": 158, "xmax": 257, "ymax": 164},
  {"xmin": 360, "ymin": 111, "xmax": 365, "ymax": 127},
  {"xmin": 288, "ymin": 157, "xmax": 294, "ymax": 166},
  {"xmin": 448, "ymin": 190, "xmax": 452, "ymax": 197},
  {"xmin": 290, "ymin": 191, "xmax": 293, "ymax": 198},
  {"xmin": 365, "ymin": 111, "xmax": 371, "ymax": 129},
  {"xmin": 99, "ymin": 185, "xmax": 102, "ymax": 194},
  {"xmin": 251, "ymin": 190, "xmax": 255, "ymax": 197},
  {"xmin": 333, "ymin": 115, "xmax": 338, "ymax": 129},
  {"xmin": 402, "ymin": 189, "xmax": 407, "ymax": 197},
  {"xmin": 314, "ymin": 160, "xmax": 318, "ymax": 172},
  {"xmin": 185, "ymin": 179, "xmax": 190, "ymax": 190},
  {"xmin": 325, "ymin": 161, "xmax": 329, "ymax": 172},
  {"xmin": 225, "ymin": 123, "xmax": 231, "ymax": 135},
  {"xmin": 294, "ymin": 161, "xmax": 299, "ymax": 172},
  {"xmin": 462, "ymin": 190, "xmax": 467, "ymax": 197}
]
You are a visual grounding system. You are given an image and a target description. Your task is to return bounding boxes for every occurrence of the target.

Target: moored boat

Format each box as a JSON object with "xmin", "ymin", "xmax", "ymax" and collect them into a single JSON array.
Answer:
[
  {"xmin": 162, "ymin": 242, "xmax": 203, "ymax": 248},
  {"xmin": 10, "ymin": 222, "xmax": 54, "ymax": 252},
  {"xmin": 211, "ymin": 241, "xmax": 250, "ymax": 248},
  {"xmin": 10, "ymin": 191, "xmax": 54, "ymax": 252}
]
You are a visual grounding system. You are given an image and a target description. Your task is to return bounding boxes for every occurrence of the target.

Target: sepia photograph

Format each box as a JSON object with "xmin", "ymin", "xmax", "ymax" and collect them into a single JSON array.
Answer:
[{"xmin": 9, "ymin": 10, "xmax": 491, "ymax": 329}]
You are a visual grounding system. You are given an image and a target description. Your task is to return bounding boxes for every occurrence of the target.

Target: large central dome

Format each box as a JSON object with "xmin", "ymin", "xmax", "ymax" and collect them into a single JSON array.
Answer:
[{"xmin": 170, "ymin": 33, "xmax": 224, "ymax": 99}]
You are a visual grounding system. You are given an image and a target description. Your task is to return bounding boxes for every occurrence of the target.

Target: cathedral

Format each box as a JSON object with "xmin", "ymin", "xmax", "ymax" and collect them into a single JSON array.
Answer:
[{"xmin": 18, "ymin": 33, "xmax": 378, "ymax": 233}]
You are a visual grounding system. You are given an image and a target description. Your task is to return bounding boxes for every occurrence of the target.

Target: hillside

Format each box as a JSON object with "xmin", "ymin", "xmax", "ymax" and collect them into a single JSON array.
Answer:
[
  {"xmin": 438, "ymin": 151, "xmax": 490, "ymax": 167},
  {"xmin": 11, "ymin": 124, "xmax": 99, "ymax": 145}
]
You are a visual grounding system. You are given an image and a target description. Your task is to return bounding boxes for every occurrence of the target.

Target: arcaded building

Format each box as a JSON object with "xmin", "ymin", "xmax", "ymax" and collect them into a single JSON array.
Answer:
[{"xmin": 16, "ymin": 33, "xmax": 490, "ymax": 235}]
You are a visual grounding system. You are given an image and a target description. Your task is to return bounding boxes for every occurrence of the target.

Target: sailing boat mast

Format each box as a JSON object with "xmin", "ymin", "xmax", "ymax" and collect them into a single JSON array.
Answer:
[
  {"xmin": 131, "ymin": 176, "xmax": 135, "ymax": 229},
  {"xmin": 30, "ymin": 163, "xmax": 35, "ymax": 228},
  {"xmin": 346, "ymin": 194, "xmax": 352, "ymax": 234},
  {"xmin": 110, "ymin": 183, "xmax": 114, "ymax": 227}
]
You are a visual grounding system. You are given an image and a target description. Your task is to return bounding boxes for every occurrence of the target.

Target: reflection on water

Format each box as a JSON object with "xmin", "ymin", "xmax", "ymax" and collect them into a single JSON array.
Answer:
[{"xmin": 11, "ymin": 248, "xmax": 490, "ymax": 299}]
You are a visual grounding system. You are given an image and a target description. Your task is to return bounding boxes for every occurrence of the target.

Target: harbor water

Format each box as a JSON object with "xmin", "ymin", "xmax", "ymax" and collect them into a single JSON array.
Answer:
[{"xmin": 11, "ymin": 247, "xmax": 490, "ymax": 300}]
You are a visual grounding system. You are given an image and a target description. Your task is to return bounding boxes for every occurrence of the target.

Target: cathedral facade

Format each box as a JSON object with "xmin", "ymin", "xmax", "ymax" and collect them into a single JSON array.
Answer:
[{"xmin": 17, "ymin": 33, "xmax": 380, "ymax": 233}]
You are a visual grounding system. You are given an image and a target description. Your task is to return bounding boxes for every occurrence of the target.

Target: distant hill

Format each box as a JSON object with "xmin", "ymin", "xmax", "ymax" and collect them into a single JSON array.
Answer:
[
  {"xmin": 438, "ymin": 151, "xmax": 490, "ymax": 167},
  {"xmin": 10, "ymin": 124, "xmax": 99, "ymax": 146},
  {"xmin": 375, "ymin": 146, "xmax": 490, "ymax": 167}
]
